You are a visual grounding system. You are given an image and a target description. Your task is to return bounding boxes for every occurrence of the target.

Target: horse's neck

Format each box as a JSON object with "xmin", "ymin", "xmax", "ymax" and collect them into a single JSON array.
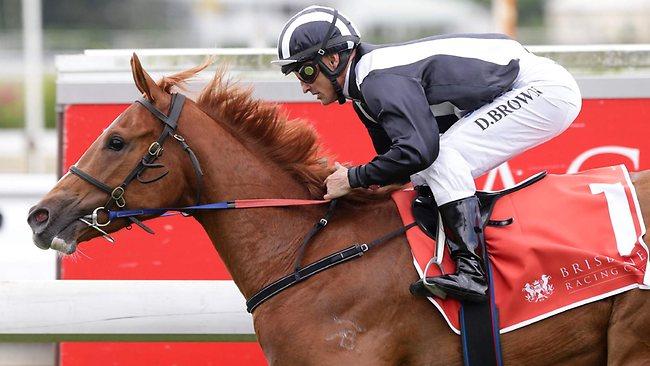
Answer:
[{"xmin": 183, "ymin": 109, "xmax": 324, "ymax": 298}]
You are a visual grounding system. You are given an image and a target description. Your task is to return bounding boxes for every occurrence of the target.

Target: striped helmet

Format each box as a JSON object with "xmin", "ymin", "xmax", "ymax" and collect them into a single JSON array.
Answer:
[{"xmin": 272, "ymin": 6, "xmax": 361, "ymax": 74}]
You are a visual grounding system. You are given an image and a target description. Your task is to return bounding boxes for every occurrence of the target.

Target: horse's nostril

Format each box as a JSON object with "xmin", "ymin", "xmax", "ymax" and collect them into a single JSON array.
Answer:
[
  {"xmin": 29, "ymin": 208, "xmax": 50, "ymax": 228},
  {"xmin": 34, "ymin": 210, "xmax": 48, "ymax": 224}
]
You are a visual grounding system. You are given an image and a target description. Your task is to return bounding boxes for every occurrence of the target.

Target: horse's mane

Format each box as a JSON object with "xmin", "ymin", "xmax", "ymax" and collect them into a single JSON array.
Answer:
[{"xmin": 159, "ymin": 61, "xmax": 396, "ymax": 201}]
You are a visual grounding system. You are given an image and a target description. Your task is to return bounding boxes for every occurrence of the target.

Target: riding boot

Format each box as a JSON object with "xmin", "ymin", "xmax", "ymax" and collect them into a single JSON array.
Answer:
[{"xmin": 423, "ymin": 196, "xmax": 488, "ymax": 303}]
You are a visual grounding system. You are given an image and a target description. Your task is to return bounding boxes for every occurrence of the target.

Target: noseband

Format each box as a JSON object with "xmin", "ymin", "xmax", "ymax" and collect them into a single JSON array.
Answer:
[{"xmin": 70, "ymin": 93, "xmax": 204, "ymax": 241}]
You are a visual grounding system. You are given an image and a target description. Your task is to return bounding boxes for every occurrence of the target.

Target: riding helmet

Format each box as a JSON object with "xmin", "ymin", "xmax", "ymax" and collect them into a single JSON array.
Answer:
[{"xmin": 272, "ymin": 5, "xmax": 361, "ymax": 104}]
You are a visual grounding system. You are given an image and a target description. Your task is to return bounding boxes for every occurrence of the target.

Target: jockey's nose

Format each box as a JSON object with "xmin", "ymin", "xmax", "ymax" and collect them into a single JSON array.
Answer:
[{"xmin": 300, "ymin": 80, "xmax": 311, "ymax": 94}]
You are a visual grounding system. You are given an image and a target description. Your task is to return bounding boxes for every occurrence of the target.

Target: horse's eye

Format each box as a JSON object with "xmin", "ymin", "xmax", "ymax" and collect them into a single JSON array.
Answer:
[{"xmin": 108, "ymin": 136, "xmax": 125, "ymax": 151}]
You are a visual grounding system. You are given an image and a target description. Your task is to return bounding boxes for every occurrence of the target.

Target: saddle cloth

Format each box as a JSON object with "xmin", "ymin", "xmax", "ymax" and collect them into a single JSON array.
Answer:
[{"xmin": 392, "ymin": 165, "xmax": 650, "ymax": 334}]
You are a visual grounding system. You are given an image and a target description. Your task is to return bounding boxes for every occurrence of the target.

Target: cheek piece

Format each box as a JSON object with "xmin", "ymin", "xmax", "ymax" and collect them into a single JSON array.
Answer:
[{"xmin": 312, "ymin": 9, "xmax": 352, "ymax": 105}]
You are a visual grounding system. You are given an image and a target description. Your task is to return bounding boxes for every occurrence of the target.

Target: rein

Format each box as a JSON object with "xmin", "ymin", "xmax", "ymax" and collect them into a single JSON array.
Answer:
[
  {"xmin": 106, "ymin": 198, "xmax": 331, "ymax": 221},
  {"xmin": 71, "ymin": 92, "xmax": 418, "ymax": 314}
]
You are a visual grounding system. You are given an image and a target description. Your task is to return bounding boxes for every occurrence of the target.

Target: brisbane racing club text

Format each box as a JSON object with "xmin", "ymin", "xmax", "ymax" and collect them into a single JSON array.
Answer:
[
  {"xmin": 474, "ymin": 86, "xmax": 543, "ymax": 131},
  {"xmin": 560, "ymin": 249, "xmax": 647, "ymax": 292}
]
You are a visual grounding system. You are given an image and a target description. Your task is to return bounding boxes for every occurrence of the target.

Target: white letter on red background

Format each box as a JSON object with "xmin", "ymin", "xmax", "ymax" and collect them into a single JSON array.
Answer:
[{"xmin": 567, "ymin": 146, "xmax": 639, "ymax": 174}]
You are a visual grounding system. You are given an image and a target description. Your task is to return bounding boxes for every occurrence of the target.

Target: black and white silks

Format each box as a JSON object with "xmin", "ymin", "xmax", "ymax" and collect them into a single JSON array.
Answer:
[{"xmin": 344, "ymin": 34, "xmax": 531, "ymax": 189}]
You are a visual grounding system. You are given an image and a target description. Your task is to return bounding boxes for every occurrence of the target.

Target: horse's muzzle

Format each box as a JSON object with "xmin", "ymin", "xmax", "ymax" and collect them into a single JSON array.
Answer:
[{"xmin": 27, "ymin": 198, "xmax": 84, "ymax": 252}]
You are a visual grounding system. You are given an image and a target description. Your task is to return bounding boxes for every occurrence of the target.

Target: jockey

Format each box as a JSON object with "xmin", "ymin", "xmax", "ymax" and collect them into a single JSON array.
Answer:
[{"xmin": 272, "ymin": 5, "xmax": 581, "ymax": 302}]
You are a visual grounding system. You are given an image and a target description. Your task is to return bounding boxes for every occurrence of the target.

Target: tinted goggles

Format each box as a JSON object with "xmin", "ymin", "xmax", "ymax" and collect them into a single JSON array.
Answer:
[{"xmin": 296, "ymin": 61, "xmax": 320, "ymax": 84}]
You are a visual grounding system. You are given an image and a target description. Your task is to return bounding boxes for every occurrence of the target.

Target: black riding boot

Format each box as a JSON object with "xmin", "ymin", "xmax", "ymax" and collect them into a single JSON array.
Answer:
[{"xmin": 423, "ymin": 196, "xmax": 488, "ymax": 303}]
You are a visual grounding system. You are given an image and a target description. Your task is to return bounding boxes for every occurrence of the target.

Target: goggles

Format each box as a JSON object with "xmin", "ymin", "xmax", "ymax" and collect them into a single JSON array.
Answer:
[{"xmin": 296, "ymin": 61, "xmax": 320, "ymax": 84}]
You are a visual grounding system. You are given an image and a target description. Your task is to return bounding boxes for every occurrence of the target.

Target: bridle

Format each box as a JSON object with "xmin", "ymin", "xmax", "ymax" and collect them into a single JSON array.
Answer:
[
  {"xmin": 67, "ymin": 90, "xmax": 417, "ymax": 313},
  {"xmin": 70, "ymin": 93, "xmax": 204, "ymax": 241}
]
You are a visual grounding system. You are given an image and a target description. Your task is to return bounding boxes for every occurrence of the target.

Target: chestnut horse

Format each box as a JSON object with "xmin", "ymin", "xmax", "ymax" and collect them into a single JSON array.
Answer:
[{"xmin": 28, "ymin": 55, "xmax": 650, "ymax": 365}]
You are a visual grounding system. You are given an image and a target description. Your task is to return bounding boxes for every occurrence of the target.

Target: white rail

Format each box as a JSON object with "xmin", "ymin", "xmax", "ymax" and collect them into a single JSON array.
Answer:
[{"xmin": 0, "ymin": 280, "xmax": 255, "ymax": 342}]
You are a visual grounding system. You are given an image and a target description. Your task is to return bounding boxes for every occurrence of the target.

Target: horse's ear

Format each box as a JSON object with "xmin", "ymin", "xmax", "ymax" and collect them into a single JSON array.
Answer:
[{"xmin": 130, "ymin": 53, "xmax": 164, "ymax": 102}]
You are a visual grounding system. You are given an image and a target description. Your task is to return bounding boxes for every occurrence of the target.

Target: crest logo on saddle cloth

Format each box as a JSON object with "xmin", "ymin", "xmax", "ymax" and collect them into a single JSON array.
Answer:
[{"xmin": 522, "ymin": 274, "xmax": 554, "ymax": 303}]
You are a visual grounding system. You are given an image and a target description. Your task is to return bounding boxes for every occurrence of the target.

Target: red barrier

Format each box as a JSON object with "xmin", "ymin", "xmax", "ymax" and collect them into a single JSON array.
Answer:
[{"xmin": 60, "ymin": 98, "xmax": 649, "ymax": 365}]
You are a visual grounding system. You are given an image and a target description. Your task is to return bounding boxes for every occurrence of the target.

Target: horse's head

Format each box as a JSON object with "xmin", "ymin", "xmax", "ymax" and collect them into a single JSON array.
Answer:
[{"xmin": 27, "ymin": 54, "xmax": 202, "ymax": 254}]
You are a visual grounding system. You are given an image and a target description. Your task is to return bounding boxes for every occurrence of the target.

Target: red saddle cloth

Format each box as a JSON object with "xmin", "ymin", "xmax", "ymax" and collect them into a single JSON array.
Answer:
[{"xmin": 392, "ymin": 165, "xmax": 649, "ymax": 334}]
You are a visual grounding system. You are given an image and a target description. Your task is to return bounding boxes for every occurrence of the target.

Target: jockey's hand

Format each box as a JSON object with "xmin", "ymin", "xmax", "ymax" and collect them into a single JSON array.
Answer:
[{"xmin": 324, "ymin": 162, "xmax": 351, "ymax": 200}]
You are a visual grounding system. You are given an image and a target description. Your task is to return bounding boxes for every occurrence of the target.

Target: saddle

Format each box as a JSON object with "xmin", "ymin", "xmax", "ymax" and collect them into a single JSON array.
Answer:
[
  {"xmin": 411, "ymin": 171, "xmax": 547, "ymax": 241},
  {"xmin": 409, "ymin": 171, "xmax": 547, "ymax": 297},
  {"xmin": 395, "ymin": 163, "xmax": 649, "ymax": 333},
  {"xmin": 408, "ymin": 171, "xmax": 547, "ymax": 366}
]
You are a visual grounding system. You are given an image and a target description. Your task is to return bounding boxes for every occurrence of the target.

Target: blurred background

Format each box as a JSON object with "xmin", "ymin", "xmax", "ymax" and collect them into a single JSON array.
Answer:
[
  {"xmin": 1, "ymin": 1, "xmax": 650, "ymax": 365},
  {"xmin": 1, "ymin": 0, "xmax": 650, "ymax": 174}
]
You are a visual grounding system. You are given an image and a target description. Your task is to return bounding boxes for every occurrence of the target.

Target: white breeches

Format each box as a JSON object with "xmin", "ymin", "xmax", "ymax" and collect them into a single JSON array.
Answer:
[{"xmin": 411, "ymin": 54, "xmax": 582, "ymax": 205}]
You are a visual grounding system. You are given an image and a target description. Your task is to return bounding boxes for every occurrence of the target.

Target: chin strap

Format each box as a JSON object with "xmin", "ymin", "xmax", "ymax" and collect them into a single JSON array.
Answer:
[
  {"xmin": 311, "ymin": 9, "xmax": 352, "ymax": 105},
  {"xmin": 317, "ymin": 50, "xmax": 352, "ymax": 104}
]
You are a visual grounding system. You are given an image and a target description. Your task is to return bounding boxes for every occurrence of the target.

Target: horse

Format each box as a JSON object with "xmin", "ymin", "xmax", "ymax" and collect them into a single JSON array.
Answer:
[{"xmin": 27, "ymin": 55, "xmax": 650, "ymax": 365}]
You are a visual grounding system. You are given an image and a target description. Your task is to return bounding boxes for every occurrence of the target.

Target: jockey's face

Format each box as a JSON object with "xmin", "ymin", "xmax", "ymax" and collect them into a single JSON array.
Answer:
[
  {"xmin": 296, "ymin": 53, "xmax": 345, "ymax": 106},
  {"xmin": 297, "ymin": 70, "xmax": 336, "ymax": 105}
]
